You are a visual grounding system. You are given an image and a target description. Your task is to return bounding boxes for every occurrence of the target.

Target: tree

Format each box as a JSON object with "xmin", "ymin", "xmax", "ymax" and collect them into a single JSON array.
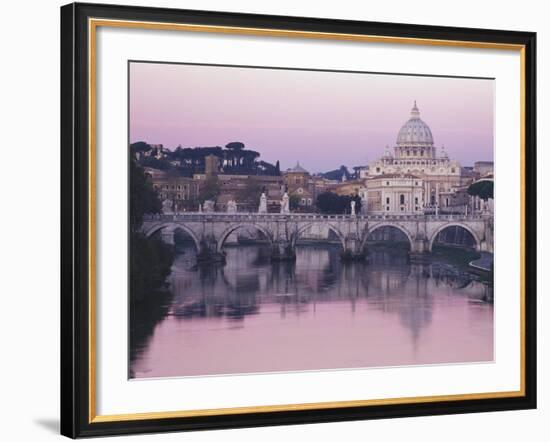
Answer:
[
  {"xmin": 468, "ymin": 180, "xmax": 493, "ymax": 201},
  {"xmin": 316, "ymin": 192, "xmax": 361, "ymax": 214},
  {"xmin": 225, "ymin": 141, "xmax": 245, "ymax": 150},
  {"xmin": 289, "ymin": 194, "xmax": 301, "ymax": 211},
  {"xmin": 129, "ymin": 157, "xmax": 174, "ymax": 304},
  {"xmin": 198, "ymin": 175, "xmax": 220, "ymax": 203},
  {"xmin": 129, "ymin": 157, "xmax": 162, "ymax": 232},
  {"xmin": 319, "ymin": 165, "xmax": 350, "ymax": 181}
]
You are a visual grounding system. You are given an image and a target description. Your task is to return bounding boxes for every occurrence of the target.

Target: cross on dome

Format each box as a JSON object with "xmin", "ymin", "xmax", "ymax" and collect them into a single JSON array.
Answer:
[{"xmin": 411, "ymin": 100, "xmax": 420, "ymax": 119}]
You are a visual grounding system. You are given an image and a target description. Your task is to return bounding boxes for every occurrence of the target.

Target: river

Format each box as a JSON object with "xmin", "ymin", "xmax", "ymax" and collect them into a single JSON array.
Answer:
[{"xmin": 130, "ymin": 243, "xmax": 493, "ymax": 378}]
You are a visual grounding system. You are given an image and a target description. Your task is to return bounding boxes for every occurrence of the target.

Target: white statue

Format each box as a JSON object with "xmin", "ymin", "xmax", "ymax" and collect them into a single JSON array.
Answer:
[
  {"xmin": 280, "ymin": 192, "xmax": 290, "ymax": 214},
  {"xmin": 259, "ymin": 192, "xmax": 267, "ymax": 213},
  {"xmin": 361, "ymin": 196, "xmax": 368, "ymax": 215},
  {"xmin": 198, "ymin": 203, "xmax": 202, "ymax": 213},
  {"xmin": 350, "ymin": 200, "xmax": 356, "ymax": 216},
  {"xmin": 162, "ymin": 198, "xmax": 173, "ymax": 214},
  {"xmin": 227, "ymin": 200, "xmax": 237, "ymax": 213},
  {"xmin": 203, "ymin": 200, "xmax": 215, "ymax": 213}
]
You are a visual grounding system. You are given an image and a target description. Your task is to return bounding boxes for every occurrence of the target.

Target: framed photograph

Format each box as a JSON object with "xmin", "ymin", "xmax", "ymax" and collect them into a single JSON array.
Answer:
[{"xmin": 60, "ymin": 2, "xmax": 536, "ymax": 438}]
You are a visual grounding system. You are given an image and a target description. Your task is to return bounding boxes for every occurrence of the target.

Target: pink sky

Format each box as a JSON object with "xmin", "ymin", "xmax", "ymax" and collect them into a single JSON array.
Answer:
[{"xmin": 129, "ymin": 62, "xmax": 494, "ymax": 172}]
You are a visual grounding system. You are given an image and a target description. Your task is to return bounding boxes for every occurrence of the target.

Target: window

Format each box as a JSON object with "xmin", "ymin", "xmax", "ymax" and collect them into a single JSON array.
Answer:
[
  {"xmin": 386, "ymin": 181, "xmax": 390, "ymax": 186},
  {"xmin": 414, "ymin": 197, "xmax": 418, "ymax": 204},
  {"xmin": 400, "ymin": 194, "xmax": 405, "ymax": 205},
  {"xmin": 415, "ymin": 181, "xmax": 418, "ymax": 186},
  {"xmin": 386, "ymin": 197, "xmax": 390, "ymax": 204},
  {"xmin": 386, "ymin": 206, "xmax": 390, "ymax": 211},
  {"xmin": 376, "ymin": 167, "xmax": 380, "ymax": 173},
  {"xmin": 400, "ymin": 207, "xmax": 404, "ymax": 211},
  {"xmin": 177, "ymin": 194, "xmax": 181, "ymax": 199},
  {"xmin": 451, "ymin": 168, "xmax": 456, "ymax": 173},
  {"xmin": 301, "ymin": 198, "xmax": 306, "ymax": 205}
]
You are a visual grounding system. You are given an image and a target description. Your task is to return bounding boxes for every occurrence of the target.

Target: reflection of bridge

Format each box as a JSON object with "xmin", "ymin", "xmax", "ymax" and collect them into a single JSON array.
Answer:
[{"xmin": 142, "ymin": 212, "xmax": 493, "ymax": 262}]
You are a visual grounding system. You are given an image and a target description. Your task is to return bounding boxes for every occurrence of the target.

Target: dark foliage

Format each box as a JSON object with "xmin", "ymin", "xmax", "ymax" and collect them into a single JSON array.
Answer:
[
  {"xmin": 129, "ymin": 157, "xmax": 162, "ymax": 231},
  {"xmin": 319, "ymin": 165, "xmax": 351, "ymax": 181},
  {"xmin": 225, "ymin": 141, "xmax": 245, "ymax": 150},
  {"xmin": 467, "ymin": 180, "xmax": 494, "ymax": 201},
  {"xmin": 131, "ymin": 141, "xmax": 280, "ymax": 176},
  {"xmin": 129, "ymin": 233, "xmax": 175, "ymax": 304},
  {"xmin": 129, "ymin": 156, "xmax": 175, "ymax": 303},
  {"xmin": 316, "ymin": 192, "xmax": 362, "ymax": 214}
]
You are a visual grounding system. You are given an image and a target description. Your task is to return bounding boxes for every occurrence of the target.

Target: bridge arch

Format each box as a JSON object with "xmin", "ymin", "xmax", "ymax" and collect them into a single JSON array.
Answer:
[
  {"xmin": 143, "ymin": 222, "xmax": 201, "ymax": 251},
  {"xmin": 428, "ymin": 222, "xmax": 481, "ymax": 252},
  {"xmin": 292, "ymin": 222, "xmax": 346, "ymax": 249},
  {"xmin": 364, "ymin": 223, "xmax": 414, "ymax": 250},
  {"xmin": 217, "ymin": 223, "xmax": 273, "ymax": 252}
]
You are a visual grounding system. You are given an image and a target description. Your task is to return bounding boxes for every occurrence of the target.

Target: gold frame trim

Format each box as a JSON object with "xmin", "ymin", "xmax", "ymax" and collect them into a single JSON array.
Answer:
[{"xmin": 88, "ymin": 18, "xmax": 527, "ymax": 424}]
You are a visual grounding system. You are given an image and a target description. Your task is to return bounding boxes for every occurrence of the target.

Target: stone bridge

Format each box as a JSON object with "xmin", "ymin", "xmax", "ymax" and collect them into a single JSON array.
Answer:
[{"xmin": 141, "ymin": 212, "xmax": 493, "ymax": 262}]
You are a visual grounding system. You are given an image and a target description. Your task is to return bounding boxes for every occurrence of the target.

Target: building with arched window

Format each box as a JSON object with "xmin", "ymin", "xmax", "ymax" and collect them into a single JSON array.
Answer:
[{"xmin": 360, "ymin": 173, "xmax": 424, "ymax": 214}]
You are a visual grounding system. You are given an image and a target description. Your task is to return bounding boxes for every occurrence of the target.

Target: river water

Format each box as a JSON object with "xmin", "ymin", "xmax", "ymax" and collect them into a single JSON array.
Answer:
[{"xmin": 130, "ymin": 244, "xmax": 493, "ymax": 378}]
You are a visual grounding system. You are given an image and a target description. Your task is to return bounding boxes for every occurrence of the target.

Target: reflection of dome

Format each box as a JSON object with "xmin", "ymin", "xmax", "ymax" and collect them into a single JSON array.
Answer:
[{"xmin": 396, "ymin": 101, "xmax": 434, "ymax": 146}]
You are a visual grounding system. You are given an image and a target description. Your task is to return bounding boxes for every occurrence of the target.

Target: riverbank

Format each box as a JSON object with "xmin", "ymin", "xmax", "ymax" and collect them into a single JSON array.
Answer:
[{"xmin": 469, "ymin": 252, "xmax": 494, "ymax": 272}]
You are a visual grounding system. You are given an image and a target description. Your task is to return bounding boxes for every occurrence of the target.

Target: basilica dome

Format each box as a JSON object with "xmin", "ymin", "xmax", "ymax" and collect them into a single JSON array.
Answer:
[{"xmin": 396, "ymin": 101, "xmax": 434, "ymax": 146}]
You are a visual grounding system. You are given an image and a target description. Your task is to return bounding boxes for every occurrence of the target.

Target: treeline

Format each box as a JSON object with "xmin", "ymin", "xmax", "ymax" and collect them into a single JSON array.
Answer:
[
  {"xmin": 131, "ymin": 141, "xmax": 281, "ymax": 177},
  {"xmin": 316, "ymin": 192, "xmax": 362, "ymax": 214},
  {"xmin": 129, "ymin": 157, "xmax": 174, "ymax": 303}
]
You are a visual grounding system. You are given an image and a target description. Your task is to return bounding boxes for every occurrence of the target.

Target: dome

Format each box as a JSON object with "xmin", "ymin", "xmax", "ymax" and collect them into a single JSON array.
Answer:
[
  {"xmin": 396, "ymin": 101, "xmax": 434, "ymax": 145},
  {"xmin": 288, "ymin": 161, "xmax": 308, "ymax": 173}
]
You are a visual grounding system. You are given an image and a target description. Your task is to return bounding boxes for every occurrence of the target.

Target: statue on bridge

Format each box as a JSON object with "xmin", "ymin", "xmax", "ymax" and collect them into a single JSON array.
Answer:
[
  {"xmin": 350, "ymin": 200, "xmax": 356, "ymax": 216},
  {"xmin": 162, "ymin": 198, "xmax": 173, "ymax": 215},
  {"xmin": 227, "ymin": 200, "xmax": 237, "ymax": 213},
  {"xmin": 203, "ymin": 200, "xmax": 215, "ymax": 213},
  {"xmin": 258, "ymin": 192, "xmax": 267, "ymax": 213},
  {"xmin": 280, "ymin": 192, "xmax": 290, "ymax": 214}
]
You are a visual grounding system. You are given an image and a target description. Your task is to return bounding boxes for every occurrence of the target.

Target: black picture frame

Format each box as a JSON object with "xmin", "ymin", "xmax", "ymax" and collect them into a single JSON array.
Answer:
[{"xmin": 61, "ymin": 2, "xmax": 537, "ymax": 438}]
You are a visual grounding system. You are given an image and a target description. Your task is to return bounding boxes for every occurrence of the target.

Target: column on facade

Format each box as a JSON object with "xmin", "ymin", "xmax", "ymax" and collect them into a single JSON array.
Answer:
[{"xmin": 435, "ymin": 182, "xmax": 440, "ymax": 207}]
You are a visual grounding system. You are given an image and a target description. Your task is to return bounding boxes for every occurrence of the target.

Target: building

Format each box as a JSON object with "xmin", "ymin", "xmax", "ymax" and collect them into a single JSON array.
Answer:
[
  {"xmin": 204, "ymin": 154, "xmax": 220, "ymax": 176},
  {"xmin": 365, "ymin": 102, "xmax": 476, "ymax": 213},
  {"xmin": 146, "ymin": 168, "xmax": 201, "ymax": 212},
  {"xmin": 216, "ymin": 175, "xmax": 284, "ymax": 212},
  {"xmin": 361, "ymin": 173, "xmax": 424, "ymax": 214},
  {"xmin": 284, "ymin": 162, "xmax": 316, "ymax": 208},
  {"xmin": 474, "ymin": 161, "xmax": 494, "ymax": 177},
  {"xmin": 333, "ymin": 180, "xmax": 366, "ymax": 197}
]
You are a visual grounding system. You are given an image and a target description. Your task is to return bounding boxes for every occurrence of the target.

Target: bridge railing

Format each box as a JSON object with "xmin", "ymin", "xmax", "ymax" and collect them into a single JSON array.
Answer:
[{"xmin": 142, "ymin": 212, "xmax": 488, "ymax": 223}]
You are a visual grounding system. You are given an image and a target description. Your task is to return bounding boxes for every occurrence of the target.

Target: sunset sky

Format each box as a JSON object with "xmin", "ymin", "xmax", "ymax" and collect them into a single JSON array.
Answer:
[{"xmin": 129, "ymin": 62, "xmax": 494, "ymax": 172}]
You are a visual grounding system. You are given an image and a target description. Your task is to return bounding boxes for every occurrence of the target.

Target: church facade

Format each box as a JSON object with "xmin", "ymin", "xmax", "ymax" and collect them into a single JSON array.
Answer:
[{"xmin": 362, "ymin": 102, "xmax": 475, "ymax": 214}]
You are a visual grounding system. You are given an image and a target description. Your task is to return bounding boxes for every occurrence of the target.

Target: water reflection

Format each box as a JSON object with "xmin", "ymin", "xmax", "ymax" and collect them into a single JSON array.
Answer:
[{"xmin": 130, "ymin": 244, "xmax": 493, "ymax": 378}]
